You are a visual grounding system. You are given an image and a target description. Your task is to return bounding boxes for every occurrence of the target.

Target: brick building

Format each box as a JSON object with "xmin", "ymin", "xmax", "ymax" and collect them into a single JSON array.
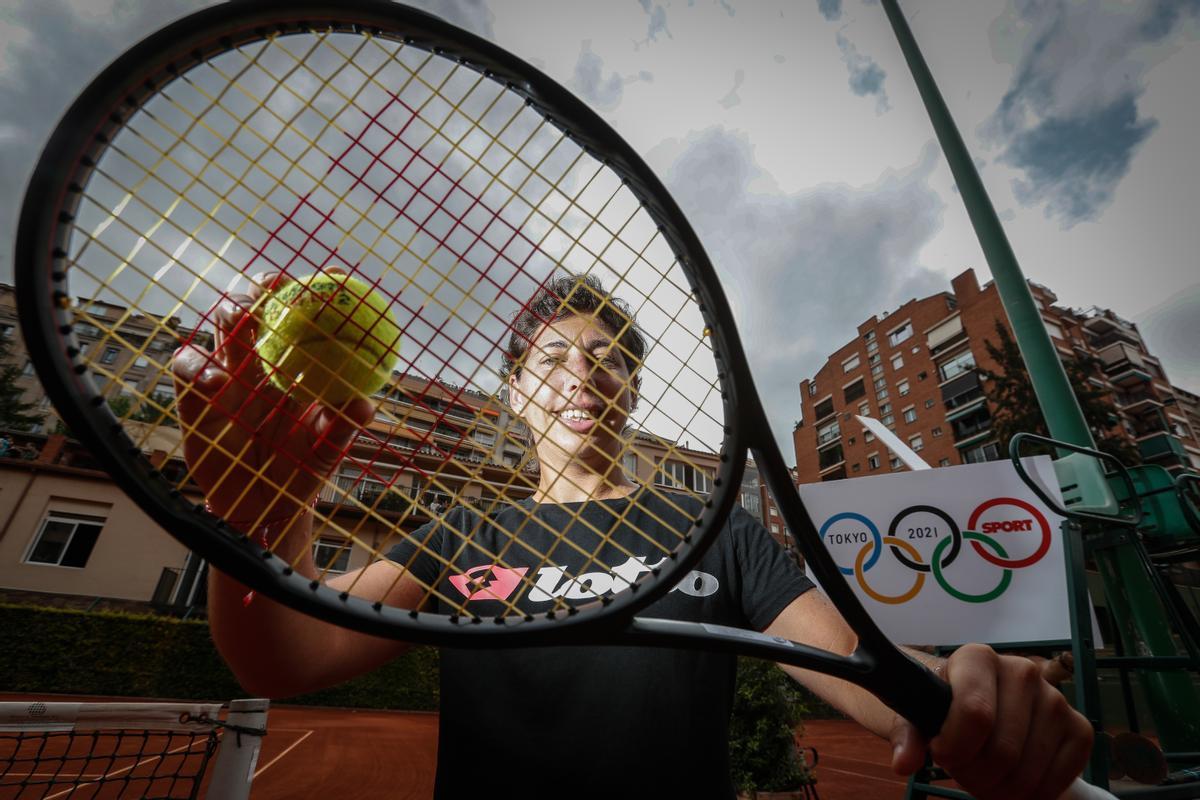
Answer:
[{"xmin": 794, "ymin": 269, "xmax": 1200, "ymax": 484}]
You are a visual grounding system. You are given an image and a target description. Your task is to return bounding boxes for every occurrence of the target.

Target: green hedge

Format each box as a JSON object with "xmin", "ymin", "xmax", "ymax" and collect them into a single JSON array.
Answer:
[{"xmin": 0, "ymin": 603, "xmax": 438, "ymax": 710}]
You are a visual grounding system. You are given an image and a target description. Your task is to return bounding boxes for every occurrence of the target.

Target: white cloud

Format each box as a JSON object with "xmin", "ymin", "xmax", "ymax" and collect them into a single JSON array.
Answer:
[{"xmin": 657, "ymin": 127, "xmax": 947, "ymax": 450}]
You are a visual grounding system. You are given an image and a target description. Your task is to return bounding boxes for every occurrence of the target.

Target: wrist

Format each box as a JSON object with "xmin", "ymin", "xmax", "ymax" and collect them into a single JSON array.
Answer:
[{"xmin": 207, "ymin": 500, "xmax": 315, "ymax": 548}]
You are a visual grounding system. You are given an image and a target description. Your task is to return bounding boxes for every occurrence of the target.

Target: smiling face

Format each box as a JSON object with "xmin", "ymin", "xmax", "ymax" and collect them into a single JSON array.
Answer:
[{"xmin": 508, "ymin": 313, "xmax": 638, "ymax": 479}]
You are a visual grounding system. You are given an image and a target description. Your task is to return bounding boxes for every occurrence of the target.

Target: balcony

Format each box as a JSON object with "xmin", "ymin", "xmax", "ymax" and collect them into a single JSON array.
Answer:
[
  {"xmin": 1138, "ymin": 432, "xmax": 1187, "ymax": 462},
  {"xmin": 1114, "ymin": 390, "xmax": 1164, "ymax": 414},
  {"xmin": 1097, "ymin": 342, "xmax": 1153, "ymax": 387},
  {"xmin": 816, "ymin": 425, "xmax": 841, "ymax": 448},
  {"xmin": 818, "ymin": 444, "xmax": 845, "ymax": 472},
  {"xmin": 942, "ymin": 371, "xmax": 983, "ymax": 411},
  {"xmin": 1087, "ymin": 328, "xmax": 1143, "ymax": 351}
]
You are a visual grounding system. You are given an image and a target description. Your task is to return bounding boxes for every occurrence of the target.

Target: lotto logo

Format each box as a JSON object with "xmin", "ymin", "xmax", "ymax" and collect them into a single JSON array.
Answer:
[{"xmin": 448, "ymin": 565, "xmax": 528, "ymax": 602}]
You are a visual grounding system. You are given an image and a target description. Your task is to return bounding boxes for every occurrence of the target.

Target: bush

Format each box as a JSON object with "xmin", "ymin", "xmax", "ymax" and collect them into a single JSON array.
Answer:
[
  {"xmin": 0, "ymin": 603, "xmax": 438, "ymax": 710},
  {"xmin": 728, "ymin": 656, "xmax": 815, "ymax": 793}
]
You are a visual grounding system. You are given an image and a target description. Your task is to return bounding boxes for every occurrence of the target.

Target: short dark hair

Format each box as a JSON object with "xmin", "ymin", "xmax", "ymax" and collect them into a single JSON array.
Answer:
[{"xmin": 500, "ymin": 273, "xmax": 646, "ymax": 383}]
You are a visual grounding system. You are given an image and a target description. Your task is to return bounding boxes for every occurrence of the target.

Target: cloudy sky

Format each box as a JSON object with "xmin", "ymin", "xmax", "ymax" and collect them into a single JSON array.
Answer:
[{"xmin": 2, "ymin": 0, "xmax": 1197, "ymax": 457}]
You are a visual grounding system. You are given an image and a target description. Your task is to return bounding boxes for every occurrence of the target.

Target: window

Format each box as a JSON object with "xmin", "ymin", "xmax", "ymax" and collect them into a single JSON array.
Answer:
[
  {"xmin": 817, "ymin": 419, "xmax": 840, "ymax": 446},
  {"xmin": 889, "ymin": 456, "xmax": 902, "ymax": 470},
  {"xmin": 623, "ymin": 452, "xmax": 639, "ymax": 478},
  {"xmin": 876, "ymin": 386, "xmax": 889, "ymax": 401},
  {"xmin": 869, "ymin": 353, "xmax": 881, "ymax": 366},
  {"xmin": 657, "ymin": 460, "xmax": 713, "ymax": 493},
  {"xmin": 866, "ymin": 339, "xmax": 879, "ymax": 355},
  {"xmin": 808, "ymin": 382, "xmax": 817, "ymax": 397},
  {"xmin": 25, "ymin": 514, "xmax": 105, "ymax": 568},
  {"xmin": 864, "ymin": 430, "xmax": 875, "ymax": 442},
  {"xmin": 818, "ymin": 444, "xmax": 845, "ymax": 470},
  {"xmin": 867, "ymin": 454, "xmax": 880, "ymax": 470},
  {"xmin": 313, "ymin": 539, "xmax": 351, "ymax": 574},
  {"xmin": 100, "ymin": 347, "xmax": 120, "ymax": 365},
  {"xmin": 871, "ymin": 363, "xmax": 884, "ymax": 378},
  {"xmin": 879, "ymin": 402, "xmax": 892, "ymax": 415},
  {"xmin": 1044, "ymin": 319, "xmax": 1065, "ymax": 340},
  {"xmin": 858, "ymin": 402, "xmax": 870, "ymax": 417},
  {"xmin": 897, "ymin": 379, "xmax": 910, "ymax": 396},
  {"xmin": 852, "ymin": 463, "xmax": 861, "ymax": 472},
  {"xmin": 932, "ymin": 426, "xmax": 943, "ymax": 437},
  {"xmin": 963, "ymin": 442, "xmax": 1001, "ymax": 464},
  {"xmin": 888, "ymin": 322, "xmax": 913, "ymax": 347},
  {"xmin": 842, "ymin": 354, "xmax": 861, "ymax": 373},
  {"xmin": 909, "ymin": 434, "xmax": 924, "ymax": 451},
  {"xmin": 864, "ymin": 330, "xmax": 876, "ymax": 342},
  {"xmin": 843, "ymin": 379, "xmax": 866, "ymax": 403},
  {"xmin": 903, "ymin": 407, "xmax": 917, "ymax": 424},
  {"xmin": 925, "ymin": 398, "xmax": 935, "ymax": 409},
  {"xmin": 891, "ymin": 354, "xmax": 904, "ymax": 370},
  {"xmin": 938, "ymin": 457, "xmax": 952, "ymax": 467},
  {"xmin": 881, "ymin": 414, "xmax": 895, "ymax": 427},
  {"xmin": 937, "ymin": 349, "xmax": 976, "ymax": 382},
  {"xmin": 814, "ymin": 396, "xmax": 835, "ymax": 420}
]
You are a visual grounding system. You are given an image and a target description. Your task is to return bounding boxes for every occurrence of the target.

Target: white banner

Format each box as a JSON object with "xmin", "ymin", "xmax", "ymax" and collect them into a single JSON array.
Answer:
[{"xmin": 799, "ymin": 456, "xmax": 1074, "ymax": 646}]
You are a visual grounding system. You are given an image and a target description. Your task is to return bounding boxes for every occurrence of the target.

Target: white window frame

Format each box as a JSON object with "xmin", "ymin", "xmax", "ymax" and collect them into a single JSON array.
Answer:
[
  {"xmin": 24, "ymin": 513, "xmax": 106, "ymax": 569},
  {"xmin": 887, "ymin": 321, "xmax": 913, "ymax": 347}
]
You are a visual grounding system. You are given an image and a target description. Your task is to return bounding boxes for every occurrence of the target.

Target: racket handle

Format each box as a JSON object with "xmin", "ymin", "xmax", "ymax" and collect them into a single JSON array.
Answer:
[{"xmin": 1062, "ymin": 778, "xmax": 1119, "ymax": 800}]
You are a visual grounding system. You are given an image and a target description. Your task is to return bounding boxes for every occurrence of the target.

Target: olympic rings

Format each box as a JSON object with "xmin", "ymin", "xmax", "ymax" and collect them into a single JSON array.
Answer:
[
  {"xmin": 855, "ymin": 536, "xmax": 925, "ymax": 605},
  {"xmin": 966, "ymin": 497, "xmax": 1051, "ymax": 569},
  {"xmin": 823, "ymin": 494, "xmax": 1053, "ymax": 604},
  {"xmin": 931, "ymin": 531, "xmax": 1012, "ymax": 603},
  {"xmin": 820, "ymin": 512, "xmax": 882, "ymax": 576},
  {"xmin": 887, "ymin": 504, "xmax": 962, "ymax": 573}
]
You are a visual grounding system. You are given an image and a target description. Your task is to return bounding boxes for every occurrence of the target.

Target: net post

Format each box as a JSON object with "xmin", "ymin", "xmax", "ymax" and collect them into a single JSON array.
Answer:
[{"xmin": 206, "ymin": 698, "xmax": 269, "ymax": 800}]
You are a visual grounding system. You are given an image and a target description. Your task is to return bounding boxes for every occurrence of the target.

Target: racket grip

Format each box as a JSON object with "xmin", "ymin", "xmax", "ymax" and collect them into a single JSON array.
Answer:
[
  {"xmin": 889, "ymin": 654, "xmax": 953, "ymax": 741},
  {"xmin": 1062, "ymin": 778, "xmax": 1119, "ymax": 800}
]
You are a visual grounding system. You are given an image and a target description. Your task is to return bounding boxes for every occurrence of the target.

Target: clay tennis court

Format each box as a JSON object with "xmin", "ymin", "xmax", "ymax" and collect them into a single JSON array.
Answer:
[{"xmin": 3, "ymin": 693, "xmax": 925, "ymax": 799}]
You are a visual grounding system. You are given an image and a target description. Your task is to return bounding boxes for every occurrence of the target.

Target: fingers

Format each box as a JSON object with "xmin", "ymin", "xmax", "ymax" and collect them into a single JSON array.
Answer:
[
  {"xmin": 213, "ymin": 294, "xmax": 264, "ymax": 386},
  {"xmin": 889, "ymin": 716, "xmax": 928, "ymax": 776},
  {"xmin": 934, "ymin": 646, "xmax": 1095, "ymax": 800},
  {"xmin": 306, "ymin": 396, "xmax": 375, "ymax": 474},
  {"xmin": 931, "ymin": 644, "xmax": 997, "ymax": 771},
  {"xmin": 173, "ymin": 343, "xmax": 229, "ymax": 425}
]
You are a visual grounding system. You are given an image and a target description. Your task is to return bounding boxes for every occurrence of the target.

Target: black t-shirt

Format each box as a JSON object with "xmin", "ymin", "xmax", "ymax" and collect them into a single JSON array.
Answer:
[{"xmin": 386, "ymin": 493, "xmax": 813, "ymax": 799}]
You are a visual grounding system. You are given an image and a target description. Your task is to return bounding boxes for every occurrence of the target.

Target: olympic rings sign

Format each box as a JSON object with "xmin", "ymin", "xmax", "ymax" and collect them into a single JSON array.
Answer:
[{"xmin": 818, "ymin": 497, "xmax": 1051, "ymax": 605}]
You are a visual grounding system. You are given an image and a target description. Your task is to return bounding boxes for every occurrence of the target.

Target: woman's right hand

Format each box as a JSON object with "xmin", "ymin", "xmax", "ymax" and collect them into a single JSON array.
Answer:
[{"xmin": 172, "ymin": 271, "xmax": 374, "ymax": 528}]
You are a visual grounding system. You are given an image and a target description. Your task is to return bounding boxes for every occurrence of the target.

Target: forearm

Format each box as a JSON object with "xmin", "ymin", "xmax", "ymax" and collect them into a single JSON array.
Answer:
[
  {"xmin": 777, "ymin": 648, "xmax": 944, "ymax": 739},
  {"xmin": 207, "ymin": 512, "xmax": 411, "ymax": 698},
  {"xmin": 765, "ymin": 591, "xmax": 944, "ymax": 739}
]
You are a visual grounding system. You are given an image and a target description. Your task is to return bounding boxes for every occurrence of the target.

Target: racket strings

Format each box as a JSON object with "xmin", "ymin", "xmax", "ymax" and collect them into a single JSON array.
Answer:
[{"xmin": 59, "ymin": 26, "xmax": 728, "ymax": 620}]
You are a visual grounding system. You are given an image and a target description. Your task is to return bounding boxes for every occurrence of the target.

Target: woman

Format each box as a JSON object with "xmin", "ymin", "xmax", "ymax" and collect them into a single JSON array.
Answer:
[{"xmin": 174, "ymin": 271, "xmax": 1091, "ymax": 800}]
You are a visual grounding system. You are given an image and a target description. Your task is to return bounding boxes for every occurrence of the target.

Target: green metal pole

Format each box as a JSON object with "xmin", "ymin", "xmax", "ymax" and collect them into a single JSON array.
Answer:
[{"xmin": 879, "ymin": 0, "xmax": 1200, "ymax": 754}]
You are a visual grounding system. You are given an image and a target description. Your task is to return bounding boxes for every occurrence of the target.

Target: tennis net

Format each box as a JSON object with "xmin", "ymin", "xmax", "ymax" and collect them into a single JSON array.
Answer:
[{"xmin": 0, "ymin": 699, "xmax": 267, "ymax": 799}]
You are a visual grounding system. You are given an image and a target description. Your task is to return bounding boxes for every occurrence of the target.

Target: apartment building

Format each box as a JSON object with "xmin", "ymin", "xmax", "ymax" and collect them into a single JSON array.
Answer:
[{"xmin": 794, "ymin": 269, "xmax": 1200, "ymax": 484}]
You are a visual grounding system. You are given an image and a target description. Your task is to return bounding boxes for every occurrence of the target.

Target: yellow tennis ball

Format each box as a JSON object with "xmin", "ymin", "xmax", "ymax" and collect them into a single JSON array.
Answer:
[{"xmin": 257, "ymin": 271, "xmax": 401, "ymax": 405}]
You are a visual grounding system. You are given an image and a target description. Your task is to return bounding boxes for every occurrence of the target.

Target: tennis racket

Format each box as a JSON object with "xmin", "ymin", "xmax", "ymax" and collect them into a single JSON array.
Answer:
[{"xmin": 13, "ymin": 4, "xmax": 1108, "ymax": 794}]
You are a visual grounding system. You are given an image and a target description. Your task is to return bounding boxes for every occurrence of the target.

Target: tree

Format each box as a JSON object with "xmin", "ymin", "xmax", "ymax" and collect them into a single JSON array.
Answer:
[
  {"xmin": 729, "ymin": 656, "xmax": 814, "ymax": 795},
  {"xmin": 978, "ymin": 321, "xmax": 1141, "ymax": 467},
  {"xmin": 0, "ymin": 335, "xmax": 44, "ymax": 432}
]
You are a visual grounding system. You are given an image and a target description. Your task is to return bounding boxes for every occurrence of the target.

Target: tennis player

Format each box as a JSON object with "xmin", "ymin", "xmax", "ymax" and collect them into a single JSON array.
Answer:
[{"xmin": 176, "ymin": 272, "xmax": 1092, "ymax": 800}]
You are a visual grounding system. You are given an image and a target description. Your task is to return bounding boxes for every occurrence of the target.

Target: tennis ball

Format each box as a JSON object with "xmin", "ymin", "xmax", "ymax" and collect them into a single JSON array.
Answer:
[{"xmin": 257, "ymin": 271, "xmax": 401, "ymax": 405}]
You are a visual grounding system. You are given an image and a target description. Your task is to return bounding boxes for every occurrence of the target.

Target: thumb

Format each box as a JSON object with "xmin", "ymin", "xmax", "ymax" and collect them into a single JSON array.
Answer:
[
  {"xmin": 889, "ymin": 715, "xmax": 928, "ymax": 776},
  {"xmin": 309, "ymin": 397, "xmax": 373, "ymax": 467}
]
